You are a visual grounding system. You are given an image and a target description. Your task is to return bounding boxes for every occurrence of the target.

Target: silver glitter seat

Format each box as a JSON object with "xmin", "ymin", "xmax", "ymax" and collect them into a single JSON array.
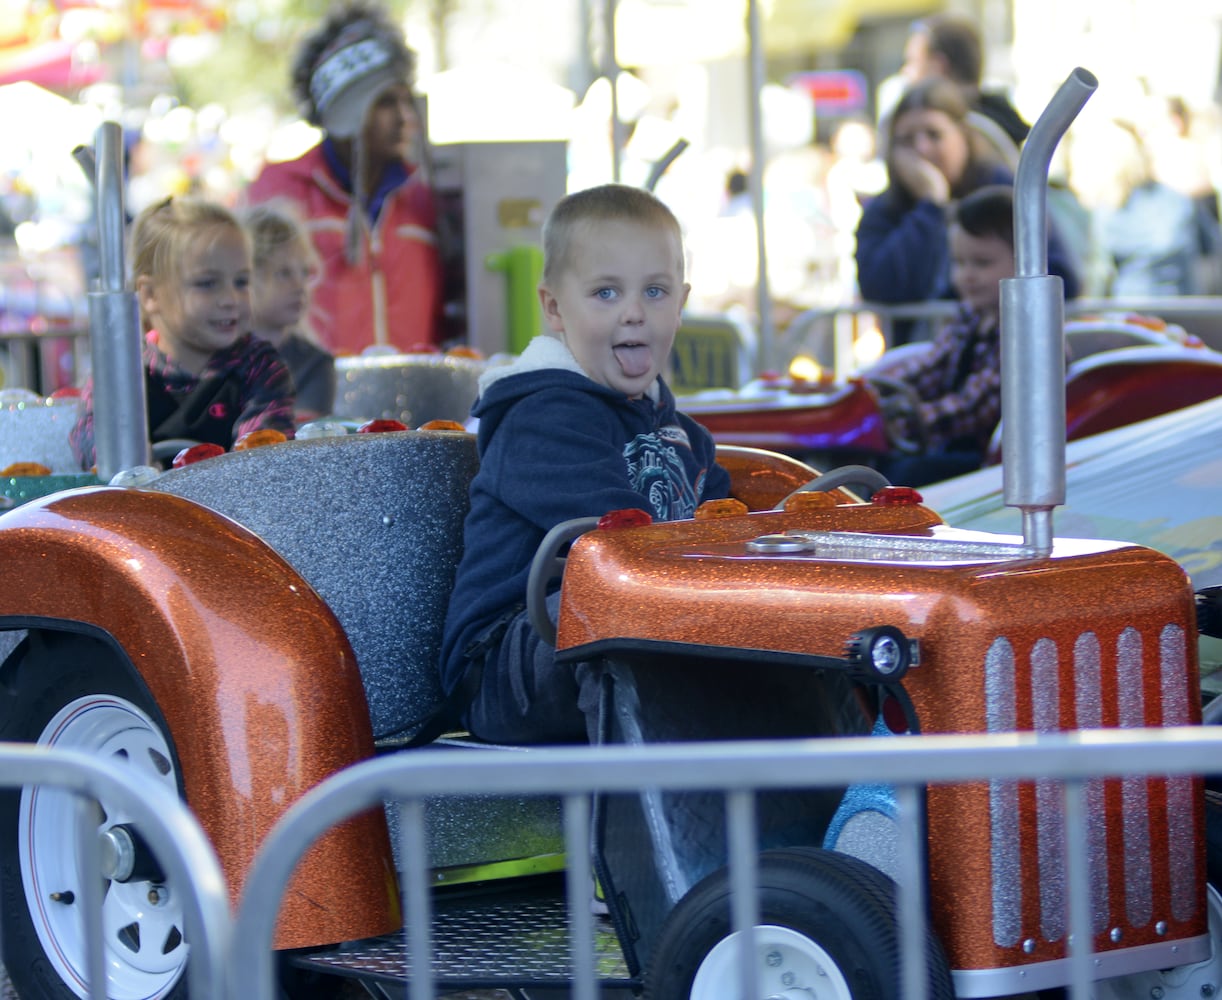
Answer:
[{"xmin": 150, "ymin": 430, "xmax": 479, "ymax": 741}]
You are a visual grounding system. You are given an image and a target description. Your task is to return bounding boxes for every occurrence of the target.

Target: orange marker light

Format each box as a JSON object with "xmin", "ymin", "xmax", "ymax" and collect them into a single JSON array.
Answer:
[
  {"xmin": 1, "ymin": 462, "xmax": 52, "ymax": 477},
  {"xmin": 695, "ymin": 497, "xmax": 749, "ymax": 520},
  {"xmin": 782, "ymin": 491, "xmax": 838, "ymax": 512},
  {"xmin": 417, "ymin": 419, "xmax": 466, "ymax": 432},
  {"xmin": 233, "ymin": 428, "xmax": 288, "ymax": 451}
]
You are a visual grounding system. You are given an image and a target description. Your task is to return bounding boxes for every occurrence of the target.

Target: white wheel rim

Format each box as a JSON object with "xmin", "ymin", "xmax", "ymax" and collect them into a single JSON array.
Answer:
[
  {"xmin": 19, "ymin": 695, "xmax": 187, "ymax": 999},
  {"xmin": 690, "ymin": 923, "xmax": 853, "ymax": 999}
]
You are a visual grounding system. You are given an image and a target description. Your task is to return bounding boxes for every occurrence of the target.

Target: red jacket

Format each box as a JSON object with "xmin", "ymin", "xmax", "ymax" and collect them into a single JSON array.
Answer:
[{"xmin": 245, "ymin": 144, "xmax": 442, "ymax": 355}]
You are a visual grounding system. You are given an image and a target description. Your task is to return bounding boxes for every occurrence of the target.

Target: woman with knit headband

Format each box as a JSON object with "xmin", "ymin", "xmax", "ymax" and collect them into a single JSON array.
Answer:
[{"xmin": 244, "ymin": 1, "xmax": 442, "ymax": 355}]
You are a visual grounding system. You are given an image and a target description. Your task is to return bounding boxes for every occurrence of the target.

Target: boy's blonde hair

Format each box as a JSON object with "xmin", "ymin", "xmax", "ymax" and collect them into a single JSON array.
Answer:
[
  {"xmin": 244, "ymin": 201, "xmax": 319, "ymax": 273},
  {"xmin": 242, "ymin": 201, "xmax": 323, "ymax": 344},
  {"xmin": 129, "ymin": 197, "xmax": 248, "ymax": 331},
  {"xmin": 542, "ymin": 183, "xmax": 686, "ymax": 285}
]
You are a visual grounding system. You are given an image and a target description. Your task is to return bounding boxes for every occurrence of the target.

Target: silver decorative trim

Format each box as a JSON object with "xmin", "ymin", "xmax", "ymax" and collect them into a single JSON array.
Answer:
[
  {"xmin": 1117, "ymin": 627, "xmax": 1153, "ymax": 928},
  {"xmin": 1161, "ymin": 623, "xmax": 1197, "ymax": 923},
  {"xmin": 1073, "ymin": 631, "xmax": 1109, "ymax": 932},
  {"xmin": 987, "ymin": 637, "xmax": 1021, "ymax": 947},
  {"xmin": 772, "ymin": 530, "xmax": 1037, "ymax": 563},
  {"xmin": 950, "ymin": 934, "xmax": 1211, "ymax": 998},
  {"xmin": 1032, "ymin": 638, "xmax": 1066, "ymax": 942}
]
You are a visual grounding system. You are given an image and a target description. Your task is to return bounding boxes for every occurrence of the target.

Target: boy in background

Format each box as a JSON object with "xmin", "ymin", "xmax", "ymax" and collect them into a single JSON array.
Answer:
[
  {"xmin": 440, "ymin": 184, "xmax": 731, "ymax": 745},
  {"xmin": 874, "ymin": 184, "xmax": 1016, "ymax": 487}
]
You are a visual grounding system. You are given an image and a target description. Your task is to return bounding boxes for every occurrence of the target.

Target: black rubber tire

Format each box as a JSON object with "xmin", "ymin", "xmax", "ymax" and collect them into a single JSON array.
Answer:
[
  {"xmin": 0, "ymin": 629, "xmax": 188, "ymax": 1000},
  {"xmin": 643, "ymin": 846, "xmax": 953, "ymax": 1000}
]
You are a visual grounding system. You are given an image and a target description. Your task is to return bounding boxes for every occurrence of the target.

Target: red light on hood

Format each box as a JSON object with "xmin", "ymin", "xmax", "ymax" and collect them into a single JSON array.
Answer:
[
  {"xmin": 872, "ymin": 486, "xmax": 924, "ymax": 506},
  {"xmin": 598, "ymin": 508, "xmax": 653, "ymax": 530},
  {"xmin": 172, "ymin": 443, "xmax": 225, "ymax": 468},
  {"xmin": 357, "ymin": 419, "xmax": 409, "ymax": 434}
]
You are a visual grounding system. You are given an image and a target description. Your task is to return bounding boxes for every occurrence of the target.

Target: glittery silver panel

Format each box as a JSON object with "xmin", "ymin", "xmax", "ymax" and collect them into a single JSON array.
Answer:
[
  {"xmin": 332, "ymin": 354, "xmax": 484, "ymax": 426},
  {"xmin": 150, "ymin": 432, "xmax": 479, "ymax": 739},
  {"xmin": 1117, "ymin": 626, "xmax": 1153, "ymax": 928},
  {"xmin": 1161, "ymin": 623, "xmax": 1197, "ymax": 923},
  {"xmin": 986, "ymin": 636, "xmax": 1021, "ymax": 948},
  {"xmin": 0, "ymin": 397, "xmax": 83, "ymax": 472},
  {"xmin": 1032, "ymin": 638, "xmax": 1066, "ymax": 943},
  {"xmin": 382, "ymin": 742, "xmax": 565, "ymax": 869},
  {"xmin": 1073, "ymin": 631, "xmax": 1110, "ymax": 933}
]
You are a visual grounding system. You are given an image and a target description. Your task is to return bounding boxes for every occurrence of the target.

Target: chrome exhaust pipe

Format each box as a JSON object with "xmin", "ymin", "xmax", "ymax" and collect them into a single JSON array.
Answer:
[
  {"xmin": 1000, "ymin": 67, "xmax": 1097, "ymax": 555},
  {"xmin": 88, "ymin": 121, "xmax": 149, "ymax": 480}
]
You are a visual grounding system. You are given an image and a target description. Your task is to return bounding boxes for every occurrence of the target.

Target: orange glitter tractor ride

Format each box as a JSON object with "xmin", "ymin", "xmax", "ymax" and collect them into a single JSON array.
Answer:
[{"xmin": 1, "ymin": 71, "xmax": 1222, "ymax": 1000}]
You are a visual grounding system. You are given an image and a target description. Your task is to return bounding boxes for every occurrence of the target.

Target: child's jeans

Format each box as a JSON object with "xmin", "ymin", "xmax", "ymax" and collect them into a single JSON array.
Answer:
[{"xmin": 463, "ymin": 592, "xmax": 600, "ymax": 745}]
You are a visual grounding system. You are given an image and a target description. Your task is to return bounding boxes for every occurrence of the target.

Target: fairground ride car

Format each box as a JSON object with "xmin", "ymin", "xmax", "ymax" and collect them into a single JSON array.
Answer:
[
  {"xmin": 679, "ymin": 296, "xmax": 1222, "ymax": 474},
  {"xmin": 2, "ymin": 70, "xmax": 1222, "ymax": 1000}
]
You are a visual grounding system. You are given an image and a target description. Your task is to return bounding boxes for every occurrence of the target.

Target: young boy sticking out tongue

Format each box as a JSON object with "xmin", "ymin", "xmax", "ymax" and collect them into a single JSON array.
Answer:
[{"xmin": 439, "ymin": 183, "xmax": 731, "ymax": 746}]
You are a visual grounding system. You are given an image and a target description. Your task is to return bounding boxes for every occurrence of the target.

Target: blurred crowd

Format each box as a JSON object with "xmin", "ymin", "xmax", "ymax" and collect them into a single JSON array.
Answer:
[{"xmin": 4, "ymin": 4, "xmax": 1222, "ymax": 372}]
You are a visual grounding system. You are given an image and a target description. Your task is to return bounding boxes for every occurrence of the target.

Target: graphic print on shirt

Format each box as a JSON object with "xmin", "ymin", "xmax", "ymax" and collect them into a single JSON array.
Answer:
[{"xmin": 624, "ymin": 429, "xmax": 702, "ymax": 521}]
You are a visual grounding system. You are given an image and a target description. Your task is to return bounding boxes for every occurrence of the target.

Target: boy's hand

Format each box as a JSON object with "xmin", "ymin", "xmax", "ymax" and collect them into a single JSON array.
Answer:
[{"xmin": 891, "ymin": 148, "xmax": 951, "ymax": 205}]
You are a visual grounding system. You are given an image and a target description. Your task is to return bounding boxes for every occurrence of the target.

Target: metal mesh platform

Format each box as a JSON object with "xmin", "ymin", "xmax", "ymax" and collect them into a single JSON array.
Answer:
[{"xmin": 288, "ymin": 878, "xmax": 635, "ymax": 993}]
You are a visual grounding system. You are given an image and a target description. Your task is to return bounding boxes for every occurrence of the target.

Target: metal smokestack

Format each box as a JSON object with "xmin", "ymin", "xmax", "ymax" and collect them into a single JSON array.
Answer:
[
  {"xmin": 88, "ymin": 121, "xmax": 149, "ymax": 480},
  {"xmin": 1000, "ymin": 67, "xmax": 1097, "ymax": 555}
]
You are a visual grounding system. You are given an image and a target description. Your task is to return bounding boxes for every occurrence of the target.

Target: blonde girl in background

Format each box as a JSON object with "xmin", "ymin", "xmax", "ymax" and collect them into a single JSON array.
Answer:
[
  {"xmin": 70, "ymin": 197, "xmax": 296, "ymax": 469},
  {"xmin": 245, "ymin": 202, "xmax": 336, "ymax": 422}
]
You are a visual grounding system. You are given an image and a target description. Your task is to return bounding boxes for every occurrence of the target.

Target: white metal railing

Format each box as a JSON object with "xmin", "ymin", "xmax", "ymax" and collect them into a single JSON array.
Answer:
[
  {"xmin": 0, "ymin": 742, "xmax": 231, "ymax": 1000},
  {"xmin": 231, "ymin": 726, "xmax": 1222, "ymax": 1000}
]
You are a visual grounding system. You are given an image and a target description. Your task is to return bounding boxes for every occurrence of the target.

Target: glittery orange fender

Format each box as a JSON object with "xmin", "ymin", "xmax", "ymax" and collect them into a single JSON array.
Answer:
[{"xmin": 0, "ymin": 487, "xmax": 398, "ymax": 950}]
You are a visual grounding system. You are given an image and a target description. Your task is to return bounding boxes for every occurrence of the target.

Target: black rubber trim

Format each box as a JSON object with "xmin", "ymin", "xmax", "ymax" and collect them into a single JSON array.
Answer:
[{"xmin": 555, "ymin": 637, "xmax": 855, "ymax": 673}]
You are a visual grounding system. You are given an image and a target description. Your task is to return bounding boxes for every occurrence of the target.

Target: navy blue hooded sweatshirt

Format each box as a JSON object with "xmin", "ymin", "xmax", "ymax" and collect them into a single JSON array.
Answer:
[{"xmin": 439, "ymin": 335, "xmax": 731, "ymax": 698}]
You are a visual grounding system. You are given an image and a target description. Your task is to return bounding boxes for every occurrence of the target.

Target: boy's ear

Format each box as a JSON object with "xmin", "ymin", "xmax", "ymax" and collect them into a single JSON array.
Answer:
[
  {"xmin": 680, "ymin": 282, "xmax": 691, "ymax": 311},
  {"xmin": 538, "ymin": 284, "xmax": 565, "ymax": 334}
]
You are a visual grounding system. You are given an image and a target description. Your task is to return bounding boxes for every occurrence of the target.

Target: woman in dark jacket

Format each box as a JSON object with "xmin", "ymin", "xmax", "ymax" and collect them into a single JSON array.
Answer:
[{"xmin": 856, "ymin": 78, "xmax": 1079, "ymax": 341}]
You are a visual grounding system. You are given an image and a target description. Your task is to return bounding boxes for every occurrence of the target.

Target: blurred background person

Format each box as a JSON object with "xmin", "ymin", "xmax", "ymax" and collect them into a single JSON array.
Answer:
[
  {"xmin": 1144, "ymin": 95, "xmax": 1222, "ymax": 293},
  {"xmin": 871, "ymin": 185, "xmax": 1018, "ymax": 488},
  {"xmin": 900, "ymin": 12, "xmax": 1029, "ymax": 149},
  {"xmin": 244, "ymin": 0, "xmax": 441, "ymax": 356},
  {"xmin": 1091, "ymin": 119, "xmax": 1201, "ymax": 297},
  {"xmin": 856, "ymin": 78, "xmax": 1078, "ymax": 344},
  {"xmin": 245, "ymin": 202, "xmax": 335, "ymax": 424}
]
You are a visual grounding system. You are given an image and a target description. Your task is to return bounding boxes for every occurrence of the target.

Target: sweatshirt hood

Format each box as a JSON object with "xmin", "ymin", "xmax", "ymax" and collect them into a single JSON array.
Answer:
[{"xmin": 473, "ymin": 335, "xmax": 664, "ymax": 430}]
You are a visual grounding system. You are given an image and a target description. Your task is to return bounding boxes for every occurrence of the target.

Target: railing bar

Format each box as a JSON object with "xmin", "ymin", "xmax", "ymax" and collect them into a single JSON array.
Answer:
[
  {"xmin": 896, "ymin": 782, "xmax": 929, "ymax": 1000},
  {"xmin": 563, "ymin": 793, "xmax": 596, "ymax": 1000},
  {"xmin": 75, "ymin": 793, "xmax": 108, "ymax": 1000},
  {"xmin": 400, "ymin": 799, "xmax": 435, "ymax": 1000},
  {"xmin": 1064, "ymin": 778, "xmax": 1093, "ymax": 1000},
  {"xmin": 726, "ymin": 788, "xmax": 761, "ymax": 999}
]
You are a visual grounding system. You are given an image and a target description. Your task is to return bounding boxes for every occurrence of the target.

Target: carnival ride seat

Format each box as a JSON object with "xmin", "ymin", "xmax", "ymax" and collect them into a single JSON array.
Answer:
[
  {"xmin": 1063, "ymin": 314, "xmax": 1195, "ymax": 363},
  {"xmin": 985, "ymin": 342, "xmax": 1222, "ymax": 464},
  {"xmin": 149, "ymin": 430, "xmax": 479, "ymax": 744}
]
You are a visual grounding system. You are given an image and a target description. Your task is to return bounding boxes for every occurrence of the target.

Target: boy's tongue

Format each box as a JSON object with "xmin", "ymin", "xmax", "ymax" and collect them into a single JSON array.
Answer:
[{"xmin": 614, "ymin": 343, "xmax": 652, "ymax": 378}]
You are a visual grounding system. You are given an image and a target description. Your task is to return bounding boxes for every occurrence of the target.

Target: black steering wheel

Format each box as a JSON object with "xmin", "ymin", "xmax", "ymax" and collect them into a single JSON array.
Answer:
[
  {"xmin": 526, "ymin": 516, "xmax": 601, "ymax": 646},
  {"xmin": 773, "ymin": 464, "xmax": 893, "ymax": 510},
  {"xmin": 865, "ymin": 375, "xmax": 929, "ymax": 455}
]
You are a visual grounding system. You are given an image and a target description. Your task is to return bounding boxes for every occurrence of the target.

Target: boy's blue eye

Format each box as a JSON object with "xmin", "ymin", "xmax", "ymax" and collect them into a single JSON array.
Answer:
[
  {"xmin": 646, "ymin": 286, "xmax": 665, "ymax": 299},
  {"xmin": 595, "ymin": 287, "xmax": 616, "ymax": 300}
]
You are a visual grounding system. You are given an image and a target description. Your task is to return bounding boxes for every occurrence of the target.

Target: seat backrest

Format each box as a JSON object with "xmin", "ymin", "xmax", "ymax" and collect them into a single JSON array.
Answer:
[{"xmin": 149, "ymin": 431, "xmax": 479, "ymax": 740}]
